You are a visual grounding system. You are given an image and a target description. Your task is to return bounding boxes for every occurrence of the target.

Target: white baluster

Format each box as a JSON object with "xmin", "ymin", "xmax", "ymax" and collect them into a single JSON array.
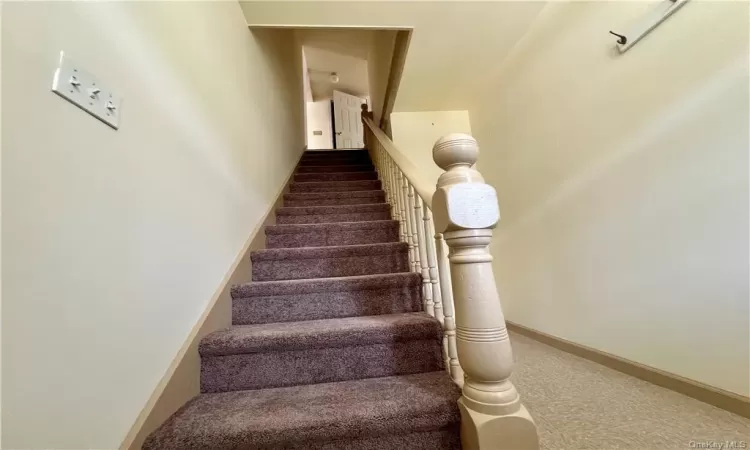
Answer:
[
  {"xmin": 414, "ymin": 193, "xmax": 433, "ymax": 315},
  {"xmin": 435, "ymin": 232, "xmax": 463, "ymax": 385},
  {"xmin": 374, "ymin": 143, "xmax": 381, "ymax": 173},
  {"xmin": 391, "ymin": 163, "xmax": 402, "ymax": 234},
  {"xmin": 396, "ymin": 170, "xmax": 409, "ymax": 248},
  {"xmin": 387, "ymin": 157, "xmax": 399, "ymax": 222},
  {"xmin": 407, "ymin": 184, "xmax": 421, "ymax": 273},
  {"xmin": 371, "ymin": 143, "xmax": 379, "ymax": 180},
  {"xmin": 424, "ymin": 209, "xmax": 443, "ymax": 323},
  {"xmin": 432, "ymin": 134, "xmax": 538, "ymax": 450},
  {"xmin": 388, "ymin": 156, "xmax": 398, "ymax": 223},
  {"xmin": 377, "ymin": 146, "xmax": 390, "ymax": 206},
  {"xmin": 400, "ymin": 172, "xmax": 416, "ymax": 269}
]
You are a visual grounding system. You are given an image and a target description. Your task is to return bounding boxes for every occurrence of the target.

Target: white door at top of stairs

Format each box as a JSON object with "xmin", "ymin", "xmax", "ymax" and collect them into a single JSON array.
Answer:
[{"xmin": 333, "ymin": 90, "xmax": 365, "ymax": 149}]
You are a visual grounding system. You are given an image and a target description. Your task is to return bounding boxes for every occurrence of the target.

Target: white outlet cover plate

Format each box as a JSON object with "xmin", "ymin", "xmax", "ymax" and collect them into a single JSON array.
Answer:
[{"xmin": 51, "ymin": 52, "xmax": 122, "ymax": 129}]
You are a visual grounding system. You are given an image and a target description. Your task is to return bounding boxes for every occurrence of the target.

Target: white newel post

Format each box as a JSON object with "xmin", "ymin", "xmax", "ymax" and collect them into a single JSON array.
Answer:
[{"xmin": 431, "ymin": 134, "xmax": 539, "ymax": 450}]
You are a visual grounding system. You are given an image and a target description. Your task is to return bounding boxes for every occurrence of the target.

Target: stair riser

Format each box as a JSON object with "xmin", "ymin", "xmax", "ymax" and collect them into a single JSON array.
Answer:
[
  {"xmin": 304, "ymin": 150, "xmax": 367, "ymax": 155},
  {"xmin": 277, "ymin": 211, "xmax": 391, "ymax": 224},
  {"xmin": 290, "ymin": 180, "xmax": 381, "ymax": 193},
  {"xmin": 267, "ymin": 226, "xmax": 398, "ymax": 249},
  {"xmin": 233, "ymin": 286, "xmax": 421, "ymax": 325},
  {"xmin": 145, "ymin": 428, "xmax": 459, "ymax": 450},
  {"xmin": 252, "ymin": 252, "xmax": 408, "ymax": 281},
  {"xmin": 302, "ymin": 152, "xmax": 368, "ymax": 158},
  {"xmin": 297, "ymin": 165, "xmax": 374, "ymax": 173},
  {"xmin": 295, "ymin": 172, "xmax": 377, "ymax": 182},
  {"xmin": 284, "ymin": 194, "xmax": 385, "ymax": 207},
  {"xmin": 201, "ymin": 340, "xmax": 443, "ymax": 393},
  {"xmin": 299, "ymin": 158, "xmax": 372, "ymax": 166},
  {"xmin": 293, "ymin": 428, "xmax": 461, "ymax": 450},
  {"xmin": 301, "ymin": 152, "xmax": 370, "ymax": 159}
]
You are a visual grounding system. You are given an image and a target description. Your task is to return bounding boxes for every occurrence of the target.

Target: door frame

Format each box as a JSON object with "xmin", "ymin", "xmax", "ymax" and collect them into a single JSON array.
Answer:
[{"xmin": 330, "ymin": 99, "xmax": 337, "ymax": 149}]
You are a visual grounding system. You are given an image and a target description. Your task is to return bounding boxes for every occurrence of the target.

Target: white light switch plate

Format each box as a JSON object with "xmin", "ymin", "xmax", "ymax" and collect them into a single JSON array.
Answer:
[{"xmin": 51, "ymin": 52, "xmax": 122, "ymax": 129}]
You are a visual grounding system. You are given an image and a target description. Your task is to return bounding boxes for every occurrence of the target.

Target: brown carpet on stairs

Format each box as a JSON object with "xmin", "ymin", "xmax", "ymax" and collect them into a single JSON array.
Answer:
[{"xmin": 143, "ymin": 149, "xmax": 461, "ymax": 450}]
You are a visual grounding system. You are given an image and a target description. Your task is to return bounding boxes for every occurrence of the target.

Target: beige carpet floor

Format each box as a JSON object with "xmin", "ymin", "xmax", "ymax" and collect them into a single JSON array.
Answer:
[{"xmin": 509, "ymin": 332, "xmax": 750, "ymax": 450}]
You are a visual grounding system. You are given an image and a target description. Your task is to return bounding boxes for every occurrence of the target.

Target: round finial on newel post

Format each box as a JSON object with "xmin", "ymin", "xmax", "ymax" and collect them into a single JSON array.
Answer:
[
  {"xmin": 433, "ymin": 134, "xmax": 483, "ymax": 187},
  {"xmin": 432, "ymin": 133, "xmax": 479, "ymax": 171}
]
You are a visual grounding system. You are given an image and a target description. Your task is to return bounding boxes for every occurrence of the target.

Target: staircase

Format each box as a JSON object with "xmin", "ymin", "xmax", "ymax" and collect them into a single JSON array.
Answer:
[{"xmin": 143, "ymin": 149, "xmax": 462, "ymax": 450}]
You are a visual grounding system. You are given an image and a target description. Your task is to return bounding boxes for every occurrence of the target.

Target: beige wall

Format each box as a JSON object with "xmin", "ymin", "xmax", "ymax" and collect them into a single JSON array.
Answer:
[
  {"xmin": 1, "ymin": 2, "xmax": 304, "ymax": 449},
  {"xmin": 306, "ymin": 99, "xmax": 334, "ymax": 149},
  {"xmin": 240, "ymin": 1, "xmax": 544, "ymax": 112},
  {"xmin": 240, "ymin": 0, "xmax": 750, "ymax": 398},
  {"xmin": 390, "ymin": 110, "xmax": 472, "ymax": 188},
  {"xmin": 468, "ymin": 2, "xmax": 749, "ymax": 396},
  {"xmin": 367, "ymin": 30, "xmax": 397, "ymax": 124}
]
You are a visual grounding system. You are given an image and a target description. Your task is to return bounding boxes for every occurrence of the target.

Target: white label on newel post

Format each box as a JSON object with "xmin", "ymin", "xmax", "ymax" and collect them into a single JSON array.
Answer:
[{"xmin": 446, "ymin": 184, "xmax": 500, "ymax": 229}]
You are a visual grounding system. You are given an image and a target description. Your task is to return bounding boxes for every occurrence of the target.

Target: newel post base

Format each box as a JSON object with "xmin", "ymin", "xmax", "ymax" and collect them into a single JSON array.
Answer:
[
  {"xmin": 459, "ymin": 400, "xmax": 539, "ymax": 450},
  {"xmin": 431, "ymin": 133, "xmax": 539, "ymax": 450}
]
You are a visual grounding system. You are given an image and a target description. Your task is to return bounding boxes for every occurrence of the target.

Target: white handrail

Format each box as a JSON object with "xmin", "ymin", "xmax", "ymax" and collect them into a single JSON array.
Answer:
[{"xmin": 364, "ymin": 118, "xmax": 433, "ymax": 207}]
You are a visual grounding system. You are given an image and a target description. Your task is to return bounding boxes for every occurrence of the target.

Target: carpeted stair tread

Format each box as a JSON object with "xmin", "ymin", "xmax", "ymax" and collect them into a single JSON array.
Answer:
[
  {"xmin": 289, "ymin": 180, "xmax": 381, "ymax": 193},
  {"xmin": 200, "ymin": 313, "xmax": 443, "ymax": 392},
  {"xmin": 265, "ymin": 220, "xmax": 399, "ymax": 248},
  {"xmin": 266, "ymin": 220, "xmax": 398, "ymax": 234},
  {"xmin": 276, "ymin": 203, "xmax": 390, "ymax": 224},
  {"xmin": 300, "ymin": 155, "xmax": 371, "ymax": 164},
  {"xmin": 304, "ymin": 149, "xmax": 368, "ymax": 154},
  {"xmin": 284, "ymin": 190, "xmax": 385, "ymax": 207},
  {"xmin": 276, "ymin": 203, "xmax": 389, "ymax": 216},
  {"xmin": 299, "ymin": 156, "xmax": 371, "ymax": 163},
  {"xmin": 144, "ymin": 148, "xmax": 462, "ymax": 448},
  {"xmin": 295, "ymin": 171, "xmax": 378, "ymax": 182},
  {"xmin": 142, "ymin": 371, "xmax": 460, "ymax": 450},
  {"xmin": 252, "ymin": 241, "xmax": 406, "ymax": 261},
  {"xmin": 232, "ymin": 272, "xmax": 420, "ymax": 297},
  {"xmin": 251, "ymin": 242, "xmax": 409, "ymax": 281},
  {"xmin": 296, "ymin": 164, "xmax": 374, "ymax": 173},
  {"xmin": 299, "ymin": 159, "xmax": 373, "ymax": 167},
  {"xmin": 231, "ymin": 273, "xmax": 422, "ymax": 325},
  {"xmin": 284, "ymin": 190, "xmax": 385, "ymax": 200},
  {"xmin": 300, "ymin": 153, "xmax": 371, "ymax": 161},
  {"xmin": 200, "ymin": 312, "xmax": 440, "ymax": 356}
]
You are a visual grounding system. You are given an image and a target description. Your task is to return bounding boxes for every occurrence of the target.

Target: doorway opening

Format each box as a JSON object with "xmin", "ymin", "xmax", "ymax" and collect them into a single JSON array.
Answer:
[{"xmin": 298, "ymin": 28, "xmax": 396, "ymax": 150}]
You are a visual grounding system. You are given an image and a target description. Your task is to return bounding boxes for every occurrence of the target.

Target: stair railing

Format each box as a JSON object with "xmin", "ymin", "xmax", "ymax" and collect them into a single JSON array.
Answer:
[
  {"xmin": 363, "ymin": 118, "xmax": 463, "ymax": 387},
  {"xmin": 363, "ymin": 118, "xmax": 539, "ymax": 450}
]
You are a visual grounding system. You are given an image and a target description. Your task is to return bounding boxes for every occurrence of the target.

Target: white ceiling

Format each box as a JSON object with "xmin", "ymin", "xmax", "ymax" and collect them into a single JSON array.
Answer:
[
  {"xmin": 304, "ymin": 46, "xmax": 369, "ymax": 100},
  {"xmin": 296, "ymin": 29, "xmax": 373, "ymax": 101},
  {"xmin": 296, "ymin": 28, "xmax": 372, "ymax": 60},
  {"xmin": 242, "ymin": 2, "xmax": 547, "ymax": 111}
]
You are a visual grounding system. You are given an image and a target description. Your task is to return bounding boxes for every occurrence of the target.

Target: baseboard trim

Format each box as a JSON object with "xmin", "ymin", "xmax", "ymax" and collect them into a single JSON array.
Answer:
[
  {"xmin": 507, "ymin": 321, "xmax": 750, "ymax": 418},
  {"xmin": 119, "ymin": 153, "xmax": 303, "ymax": 450}
]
